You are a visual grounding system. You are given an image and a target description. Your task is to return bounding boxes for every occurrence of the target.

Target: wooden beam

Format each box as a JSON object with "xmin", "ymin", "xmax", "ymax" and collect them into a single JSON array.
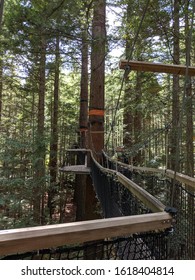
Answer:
[
  {"xmin": 0, "ymin": 212, "xmax": 172, "ymax": 256},
  {"xmin": 119, "ymin": 60, "xmax": 195, "ymax": 76}
]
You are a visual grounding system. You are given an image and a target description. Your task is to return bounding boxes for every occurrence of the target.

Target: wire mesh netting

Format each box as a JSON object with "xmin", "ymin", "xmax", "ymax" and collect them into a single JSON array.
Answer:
[
  {"xmin": 102, "ymin": 155, "xmax": 195, "ymax": 260},
  {"xmin": 86, "ymin": 157, "xmax": 172, "ymax": 260},
  {"xmin": 133, "ymin": 175, "xmax": 195, "ymax": 259}
]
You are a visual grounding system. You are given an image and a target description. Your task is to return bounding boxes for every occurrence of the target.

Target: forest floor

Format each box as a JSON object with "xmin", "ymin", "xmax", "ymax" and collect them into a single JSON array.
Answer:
[{"xmin": 63, "ymin": 191, "xmax": 76, "ymax": 223}]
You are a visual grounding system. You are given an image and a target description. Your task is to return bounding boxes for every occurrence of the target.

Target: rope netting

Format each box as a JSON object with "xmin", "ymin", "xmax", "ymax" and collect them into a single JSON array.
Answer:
[{"xmin": 102, "ymin": 154, "xmax": 195, "ymax": 259}]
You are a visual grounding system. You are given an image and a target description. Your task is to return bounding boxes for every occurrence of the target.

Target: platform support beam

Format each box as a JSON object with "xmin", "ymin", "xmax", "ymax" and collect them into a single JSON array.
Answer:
[{"xmin": 119, "ymin": 60, "xmax": 195, "ymax": 76}]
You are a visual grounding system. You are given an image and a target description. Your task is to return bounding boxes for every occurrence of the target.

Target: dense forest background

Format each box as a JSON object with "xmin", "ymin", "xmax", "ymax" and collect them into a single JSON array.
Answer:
[{"xmin": 0, "ymin": 0, "xmax": 194, "ymax": 229}]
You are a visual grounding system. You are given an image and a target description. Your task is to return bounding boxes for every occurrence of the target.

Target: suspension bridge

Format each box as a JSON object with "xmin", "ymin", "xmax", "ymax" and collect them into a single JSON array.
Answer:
[{"xmin": 0, "ymin": 148, "xmax": 194, "ymax": 260}]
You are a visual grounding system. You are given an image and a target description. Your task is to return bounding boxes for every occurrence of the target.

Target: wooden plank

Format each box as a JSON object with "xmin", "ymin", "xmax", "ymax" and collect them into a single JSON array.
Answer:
[
  {"xmin": 119, "ymin": 60, "xmax": 195, "ymax": 76},
  {"xmin": 117, "ymin": 173, "xmax": 166, "ymax": 212},
  {"xmin": 59, "ymin": 165, "xmax": 91, "ymax": 174},
  {"xmin": 0, "ymin": 212, "xmax": 172, "ymax": 256}
]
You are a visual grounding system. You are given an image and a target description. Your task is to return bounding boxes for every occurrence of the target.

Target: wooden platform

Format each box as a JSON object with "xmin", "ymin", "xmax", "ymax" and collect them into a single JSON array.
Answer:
[
  {"xmin": 119, "ymin": 60, "xmax": 195, "ymax": 76},
  {"xmin": 59, "ymin": 165, "xmax": 91, "ymax": 174}
]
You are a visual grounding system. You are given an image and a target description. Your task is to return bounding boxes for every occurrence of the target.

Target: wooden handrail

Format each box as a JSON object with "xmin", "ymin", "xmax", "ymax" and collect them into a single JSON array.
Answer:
[
  {"xmin": 165, "ymin": 169, "xmax": 195, "ymax": 190},
  {"xmin": 102, "ymin": 151, "xmax": 195, "ymax": 190},
  {"xmin": 0, "ymin": 212, "xmax": 172, "ymax": 256},
  {"xmin": 91, "ymin": 151, "xmax": 166, "ymax": 212},
  {"xmin": 117, "ymin": 173, "xmax": 165, "ymax": 212},
  {"xmin": 63, "ymin": 149, "xmax": 167, "ymax": 212}
]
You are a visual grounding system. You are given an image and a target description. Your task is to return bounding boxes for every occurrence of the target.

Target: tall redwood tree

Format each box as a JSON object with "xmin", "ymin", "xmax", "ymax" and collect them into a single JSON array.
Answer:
[{"xmin": 89, "ymin": 0, "xmax": 106, "ymax": 161}]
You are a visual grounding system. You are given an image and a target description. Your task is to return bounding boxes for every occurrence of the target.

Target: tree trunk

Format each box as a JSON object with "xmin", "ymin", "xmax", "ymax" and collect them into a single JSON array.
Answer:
[
  {"xmin": 123, "ymin": 1, "xmax": 133, "ymax": 153},
  {"xmin": 79, "ymin": 29, "xmax": 89, "ymax": 148},
  {"xmin": 185, "ymin": 0, "xmax": 194, "ymax": 177},
  {"xmin": 0, "ymin": 58, "xmax": 2, "ymax": 124},
  {"xmin": 133, "ymin": 72, "xmax": 142, "ymax": 165},
  {"xmin": 0, "ymin": 0, "xmax": 4, "ymax": 26},
  {"xmin": 0, "ymin": 0, "xmax": 3, "ymax": 124},
  {"xmin": 184, "ymin": 0, "xmax": 195, "ymax": 259},
  {"xmin": 75, "ymin": 27, "xmax": 89, "ymax": 221},
  {"xmin": 33, "ymin": 35, "xmax": 46, "ymax": 224},
  {"xmin": 169, "ymin": 0, "xmax": 180, "ymax": 171},
  {"xmin": 84, "ymin": 0, "xmax": 106, "ymax": 226},
  {"xmin": 48, "ymin": 34, "xmax": 60, "ymax": 218},
  {"xmin": 89, "ymin": 0, "xmax": 106, "ymax": 162}
]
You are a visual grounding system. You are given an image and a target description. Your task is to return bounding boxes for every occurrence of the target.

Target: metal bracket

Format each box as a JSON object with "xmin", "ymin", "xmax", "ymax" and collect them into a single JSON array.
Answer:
[{"xmin": 164, "ymin": 206, "xmax": 177, "ymax": 217}]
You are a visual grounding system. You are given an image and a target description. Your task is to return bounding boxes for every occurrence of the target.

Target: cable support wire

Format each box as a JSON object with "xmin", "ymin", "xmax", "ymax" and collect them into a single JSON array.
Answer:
[{"xmin": 105, "ymin": 0, "xmax": 151, "ymax": 149}]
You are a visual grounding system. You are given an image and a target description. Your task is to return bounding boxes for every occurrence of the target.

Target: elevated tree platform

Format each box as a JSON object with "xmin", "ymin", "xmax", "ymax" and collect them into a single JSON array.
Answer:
[
  {"xmin": 119, "ymin": 60, "xmax": 195, "ymax": 76},
  {"xmin": 59, "ymin": 149, "xmax": 91, "ymax": 174},
  {"xmin": 59, "ymin": 165, "xmax": 91, "ymax": 174}
]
